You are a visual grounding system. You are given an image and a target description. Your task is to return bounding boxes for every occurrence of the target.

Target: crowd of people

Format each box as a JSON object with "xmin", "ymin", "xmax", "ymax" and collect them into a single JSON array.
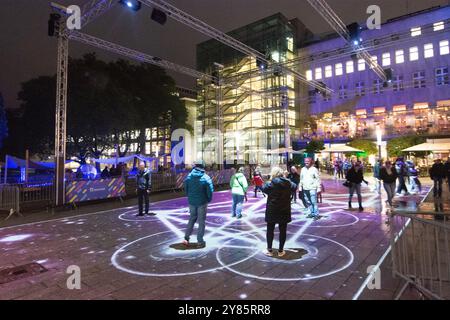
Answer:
[{"xmin": 133, "ymin": 155, "xmax": 450, "ymax": 256}]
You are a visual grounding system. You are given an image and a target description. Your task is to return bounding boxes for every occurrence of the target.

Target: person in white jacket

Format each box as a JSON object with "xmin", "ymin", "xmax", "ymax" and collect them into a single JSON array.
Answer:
[{"xmin": 299, "ymin": 158, "xmax": 321, "ymax": 220}]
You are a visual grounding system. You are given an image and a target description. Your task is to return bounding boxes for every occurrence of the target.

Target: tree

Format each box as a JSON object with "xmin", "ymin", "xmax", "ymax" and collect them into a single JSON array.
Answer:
[
  {"xmin": 387, "ymin": 135, "xmax": 426, "ymax": 158},
  {"xmin": 0, "ymin": 92, "xmax": 8, "ymax": 150},
  {"xmin": 305, "ymin": 140, "xmax": 325, "ymax": 154},
  {"xmin": 348, "ymin": 139, "xmax": 378, "ymax": 156}
]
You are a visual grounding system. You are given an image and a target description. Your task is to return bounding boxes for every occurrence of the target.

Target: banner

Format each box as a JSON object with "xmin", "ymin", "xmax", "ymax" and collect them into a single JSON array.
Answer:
[{"xmin": 65, "ymin": 177, "xmax": 126, "ymax": 203}]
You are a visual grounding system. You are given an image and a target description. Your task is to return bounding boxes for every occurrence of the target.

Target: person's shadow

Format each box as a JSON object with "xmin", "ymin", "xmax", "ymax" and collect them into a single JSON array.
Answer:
[{"xmin": 170, "ymin": 243, "xmax": 204, "ymax": 251}]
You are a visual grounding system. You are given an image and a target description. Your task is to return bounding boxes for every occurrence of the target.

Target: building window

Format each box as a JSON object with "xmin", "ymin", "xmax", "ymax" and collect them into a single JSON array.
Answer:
[
  {"xmin": 440, "ymin": 40, "xmax": 449, "ymax": 56},
  {"xmin": 346, "ymin": 61, "xmax": 354, "ymax": 73},
  {"xmin": 325, "ymin": 65, "xmax": 333, "ymax": 78},
  {"xmin": 410, "ymin": 47, "xmax": 419, "ymax": 61},
  {"xmin": 413, "ymin": 71, "xmax": 426, "ymax": 88},
  {"xmin": 308, "ymin": 90, "xmax": 317, "ymax": 103},
  {"xmin": 434, "ymin": 21, "xmax": 445, "ymax": 31},
  {"xmin": 370, "ymin": 56, "xmax": 378, "ymax": 69},
  {"xmin": 436, "ymin": 67, "xmax": 449, "ymax": 86},
  {"xmin": 373, "ymin": 79, "xmax": 383, "ymax": 94},
  {"xmin": 424, "ymin": 43, "xmax": 434, "ymax": 58},
  {"xmin": 306, "ymin": 70, "xmax": 313, "ymax": 81},
  {"xmin": 393, "ymin": 75, "xmax": 404, "ymax": 92},
  {"xmin": 335, "ymin": 63, "xmax": 343, "ymax": 76},
  {"xmin": 358, "ymin": 59, "xmax": 366, "ymax": 71},
  {"xmin": 382, "ymin": 53, "xmax": 391, "ymax": 66},
  {"xmin": 395, "ymin": 50, "xmax": 404, "ymax": 64},
  {"xmin": 315, "ymin": 68, "xmax": 322, "ymax": 80},
  {"xmin": 411, "ymin": 27, "xmax": 421, "ymax": 37},
  {"xmin": 338, "ymin": 85, "xmax": 347, "ymax": 99},
  {"xmin": 355, "ymin": 81, "xmax": 365, "ymax": 96}
]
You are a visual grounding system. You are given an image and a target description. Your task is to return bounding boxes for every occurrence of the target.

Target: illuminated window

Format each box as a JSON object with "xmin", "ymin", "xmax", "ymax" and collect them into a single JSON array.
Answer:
[
  {"xmin": 287, "ymin": 37, "xmax": 294, "ymax": 51},
  {"xmin": 440, "ymin": 40, "xmax": 449, "ymax": 55},
  {"xmin": 382, "ymin": 53, "xmax": 391, "ymax": 66},
  {"xmin": 346, "ymin": 61, "xmax": 354, "ymax": 73},
  {"xmin": 315, "ymin": 67, "xmax": 322, "ymax": 80},
  {"xmin": 395, "ymin": 50, "xmax": 405, "ymax": 64},
  {"xmin": 436, "ymin": 67, "xmax": 449, "ymax": 86},
  {"xmin": 325, "ymin": 65, "xmax": 333, "ymax": 78},
  {"xmin": 434, "ymin": 21, "xmax": 445, "ymax": 31},
  {"xmin": 413, "ymin": 103, "xmax": 429, "ymax": 110},
  {"xmin": 393, "ymin": 105, "xmax": 407, "ymax": 112},
  {"xmin": 409, "ymin": 47, "xmax": 419, "ymax": 61},
  {"xmin": 335, "ymin": 63, "xmax": 343, "ymax": 76},
  {"xmin": 413, "ymin": 71, "xmax": 426, "ymax": 88},
  {"xmin": 356, "ymin": 109, "xmax": 367, "ymax": 116},
  {"xmin": 358, "ymin": 59, "xmax": 366, "ymax": 71},
  {"xmin": 411, "ymin": 27, "xmax": 421, "ymax": 37},
  {"xmin": 424, "ymin": 43, "xmax": 434, "ymax": 58},
  {"xmin": 370, "ymin": 56, "xmax": 378, "ymax": 69},
  {"xmin": 374, "ymin": 107, "xmax": 386, "ymax": 114},
  {"xmin": 306, "ymin": 70, "xmax": 313, "ymax": 81}
]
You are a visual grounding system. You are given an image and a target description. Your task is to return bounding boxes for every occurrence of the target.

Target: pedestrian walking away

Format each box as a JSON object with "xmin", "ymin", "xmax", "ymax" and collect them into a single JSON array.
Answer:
[{"xmin": 230, "ymin": 167, "xmax": 249, "ymax": 219}]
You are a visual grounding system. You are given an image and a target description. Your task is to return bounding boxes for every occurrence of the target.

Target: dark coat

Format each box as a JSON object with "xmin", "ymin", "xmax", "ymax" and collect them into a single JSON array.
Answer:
[
  {"xmin": 346, "ymin": 167, "xmax": 366, "ymax": 184},
  {"xmin": 262, "ymin": 177, "xmax": 297, "ymax": 224},
  {"xmin": 287, "ymin": 172, "xmax": 300, "ymax": 185},
  {"xmin": 430, "ymin": 163, "xmax": 446, "ymax": 179},
  {"xmin": 380, "ymin": 167, "xmax": 398, "ymax": 184}
]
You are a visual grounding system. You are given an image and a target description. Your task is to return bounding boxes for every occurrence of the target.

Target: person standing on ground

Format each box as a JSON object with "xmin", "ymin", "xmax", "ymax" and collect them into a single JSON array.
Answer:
[
  {"xmin": 230, "ymin": 167, "xmax": 248, "ymax": 219},
  {"xmin": 430, "ymin": 159, "xmax": 446, "ymax": 198},
  {"xmin": 183, "ymin": 160, "xmax": 214, "ymax": 248},
  {"xmin": 136, "ymin": 162, "xmax": 154, "ymax": 217},
  {"xmin": 346, "ymin": 160, "xmax": 368, "ymax": 211},
  {"xmin": 444, "ymin": 158, "xmax": 450, "ymax": 191},
  {"xmin": 373, "ymin": 158, "xmax": 382, "ymax": 194},
  {"xmin": 299, "ymin": 158, "xmax": 322, "ymax": 220},
  {"xmin": 395, "ymin": 157, "xmax": 409, "ymax": 196},
  {"xmin": 262, "ymin": 167, "xmax": 297, "ymax": 257},
  {"xmin": 287, "ymin": 166, "xmax": 300, "ymax": 203},
  {"xmin": 406, "ymin": 160, "xmax": 421, "ymax": 194},
  {"xmin": 380, "ymin": 160, "xmax": 398, "ymax": 208},
  {"xmin": 252, "ymin": 172, "xmax": 265, "ymax": 198}
]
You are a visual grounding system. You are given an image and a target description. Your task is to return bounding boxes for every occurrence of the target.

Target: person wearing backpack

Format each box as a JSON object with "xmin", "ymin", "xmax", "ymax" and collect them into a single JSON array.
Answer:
[
  {"xmin": 251, "ymin": 172, "xmax": 265, "ymax": 198},
  {"xmin": 230, "ymin": 167, "xmax": 248, "ymax": 219}
]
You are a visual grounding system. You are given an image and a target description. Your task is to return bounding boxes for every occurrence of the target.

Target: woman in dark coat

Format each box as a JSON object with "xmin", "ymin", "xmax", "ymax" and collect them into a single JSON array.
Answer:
[
  {"xmin": 262, "ymin": 167, "xmax": 297, "ymax": 257},
  {"xmin": 346, "ymin": 160, "xmax": 368, "ymax": 211}
]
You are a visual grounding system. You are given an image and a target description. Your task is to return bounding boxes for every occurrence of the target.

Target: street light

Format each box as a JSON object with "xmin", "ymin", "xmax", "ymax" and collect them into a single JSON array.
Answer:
[{"xmin": 376, "ymin": 126, "xmax": 383, "ymax": 160}]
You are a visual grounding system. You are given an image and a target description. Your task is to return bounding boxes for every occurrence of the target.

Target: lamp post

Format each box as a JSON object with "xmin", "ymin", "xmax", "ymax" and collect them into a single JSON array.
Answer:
[{"xmin": 376, "ymin": 126, "xmax": 383, "ymax": 160}]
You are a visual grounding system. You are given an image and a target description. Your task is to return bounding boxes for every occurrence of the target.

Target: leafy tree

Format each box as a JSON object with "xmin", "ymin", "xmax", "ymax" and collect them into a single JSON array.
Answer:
[
  {"xmin": 305, "ymin": 140, "xmax": 325, "ymax": 154},
  {"xmin": 387, "ymin": 135, "xmax": 426, "ymax": 158},
  {"xmin": 348, "ymin": 139, "xmax": 378, "ymax": 155}
]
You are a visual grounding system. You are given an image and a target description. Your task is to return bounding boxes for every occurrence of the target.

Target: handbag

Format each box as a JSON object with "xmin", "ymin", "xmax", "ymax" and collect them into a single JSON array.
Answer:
[
  {"xmin": 236, "ymin": 175, "xmax": 248, "ymax": 202},
  {"xmin": 343, "ymin": 181, "xmax": 351, "ymax": 188}
]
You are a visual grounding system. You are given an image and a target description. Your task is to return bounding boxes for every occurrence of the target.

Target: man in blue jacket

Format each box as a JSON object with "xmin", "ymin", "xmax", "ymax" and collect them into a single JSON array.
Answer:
[{"xmin": 183, "ymin": 160, "xmax": 214, "ymax": 248}]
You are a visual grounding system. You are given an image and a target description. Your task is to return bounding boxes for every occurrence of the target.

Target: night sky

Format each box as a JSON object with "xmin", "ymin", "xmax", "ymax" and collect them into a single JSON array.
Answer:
[{"xmin": 1, "ymin": 0, "xmax": 448, "ymax": 110}]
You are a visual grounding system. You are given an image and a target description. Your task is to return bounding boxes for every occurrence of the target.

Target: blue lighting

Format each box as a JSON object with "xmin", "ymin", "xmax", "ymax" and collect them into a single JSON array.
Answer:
[
  {"xmin": 127, "ymin": 1, "xmax": 133, "ymax": 7},
  {"xmin": 353, "ymin": 40, "xmax": 360, "ymax": 46}
]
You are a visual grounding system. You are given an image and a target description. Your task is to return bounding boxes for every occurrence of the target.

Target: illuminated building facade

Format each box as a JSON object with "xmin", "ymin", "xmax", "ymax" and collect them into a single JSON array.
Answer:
[
  {"xmin": 196, "ymin": 14, "xmax": 313, "ymax": 165},
  {"xmin": 297, "ymin": 6, "xmax": 450, "ymax": 143}
]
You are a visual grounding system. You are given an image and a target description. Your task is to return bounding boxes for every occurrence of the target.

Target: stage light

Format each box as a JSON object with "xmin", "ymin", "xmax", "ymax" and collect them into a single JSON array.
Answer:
[
  {"xmin": 347, "ymin": 22, "xmax": 362, "ymax": 46},
  {"xmin": 119, "ymin": 0, "xmax": 141, "ymax": 11},
  {"xmin": 151, "ymin": 8, "xmax": 167, "ymax": 25},
  {"xmin": 48, "ymin": 13, "xmax": 61, "ymax": 37}
]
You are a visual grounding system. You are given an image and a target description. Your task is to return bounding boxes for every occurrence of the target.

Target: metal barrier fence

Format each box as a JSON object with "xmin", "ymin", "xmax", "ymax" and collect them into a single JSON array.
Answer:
[
  {"xmin": 0, "ymin": 185, "xmax": 20, "ymax": 219},
  {"xmin": 390, "ymin": 211, "xmax": 450, "ymax": 300}
]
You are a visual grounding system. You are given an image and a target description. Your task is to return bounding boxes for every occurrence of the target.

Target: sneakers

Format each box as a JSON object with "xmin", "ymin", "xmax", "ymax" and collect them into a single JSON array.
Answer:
[
  {"xmin": 146, "ymin": 212, "xmax": 157, "ymax": 216},
  {"xmin": 264, "ymin": 249, "xmax": 274, "ymax": 257},
  {"xmin": 135, "ymin": 213, "xmax": 144, "ymax": 217},
  {"xmin": 197, "ymin": 242, "xmax": 206, "ymax": 249},
  {"xmin": 236, "ymin": 215, "xmax": 243, "ymax": 219},
  {"xmin": 278, "ymin": 250, "xmax": 286, "ymax": 257}
]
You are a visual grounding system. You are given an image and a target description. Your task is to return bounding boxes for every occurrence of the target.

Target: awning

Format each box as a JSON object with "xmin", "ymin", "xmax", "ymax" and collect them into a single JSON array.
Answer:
[
  {"xmin": 322, "ymin": 145, "xmax": 363, "ymax": 153},
  {"xmin": 402, "ymin": 142, "xmax": 450, "ymax": 152},
  {"xmin": 265, "ymin": 148, "xmax": 304, "ymax": 155}
]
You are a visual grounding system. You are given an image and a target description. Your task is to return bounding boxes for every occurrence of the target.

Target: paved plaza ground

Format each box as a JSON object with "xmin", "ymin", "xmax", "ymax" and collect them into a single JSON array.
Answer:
[{"xmin": 0, "ymin": 178, "xmax": 431, "ymax": 300}]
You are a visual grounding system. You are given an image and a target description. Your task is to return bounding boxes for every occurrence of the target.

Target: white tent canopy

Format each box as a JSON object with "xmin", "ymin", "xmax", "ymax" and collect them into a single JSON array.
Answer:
[
  {"xmin": 322, "ymin": 145, "xmax": 363, "ymax": 153},
  {"xmin": 402, "ymin": 142, "xmax": 450, "ymax": 152},
  {"xmin": 264, "ymin": 148, "xmax": 304, "ymax": 155}
]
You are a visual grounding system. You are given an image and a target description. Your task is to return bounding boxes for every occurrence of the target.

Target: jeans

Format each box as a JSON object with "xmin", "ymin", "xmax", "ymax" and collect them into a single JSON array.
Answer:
[
  {"xmin": 298, "ymin": 190, "xmax": 309, "ymax": 208},
  {"xmin": 137, "ymin": 189, "xmax": 149, "ymax": 215},
  {"xmin": 410, "ymin": 177, "xmax": 421, "ymax": 193},
  {"xmin": 396, "ymin": 176, "xmax": 408, "ymax": 194},
  {"xmin": 185, "ymin": 204, "xmax": 208, "ymax": 244},
  {"xmin": 267, "ymin": 223, "xmax": 287, "ymax": 251},
  {"xmin": 254, "ymin": 186, "xmax": 264, "ymax": 197},
  {"xmin": 291, "ymin": 190, "xmax": 297, "ymax": 202},
  {"xmin": 433, "ymin": 178, "xmax": 443, "ymax": 197},
  {"xmin": 349, "ymin": 183, "xmax": 362, "ymax": 205},
  {"xmin": 232, "ymin": 194, "xmax": 245, "ymax": 217},
  {"xmin": 383, "ymin": 182, "xmax": 396, "ymax": 206},
  {"xmin": 373, "ymin": 178, "xmax": 381, "ymax": 193},
  {"xmin": 303, "ymin": 189, "xmax": 319, "ymax": 216}
]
